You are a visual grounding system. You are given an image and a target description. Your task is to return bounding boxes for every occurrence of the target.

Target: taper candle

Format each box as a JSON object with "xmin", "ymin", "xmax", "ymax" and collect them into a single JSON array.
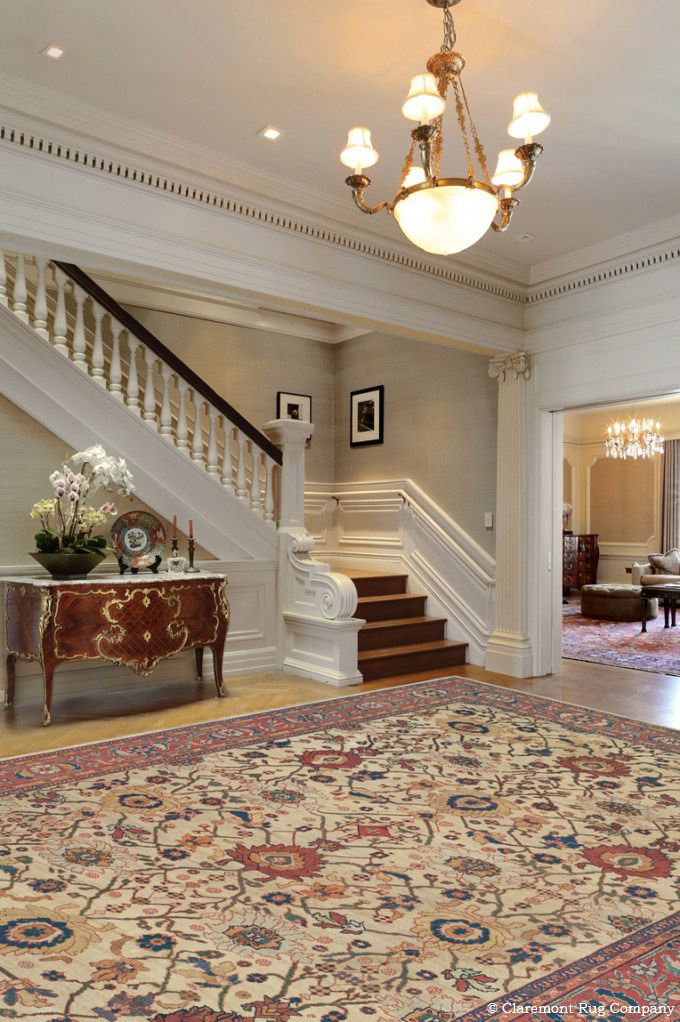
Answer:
[
  {"xmin": 189, "ymin": 518, "xmax": 193, "ymax": 539},
  {"xmin": 172, "ymin": 514, "xmax": 177, "ymax": 539}
]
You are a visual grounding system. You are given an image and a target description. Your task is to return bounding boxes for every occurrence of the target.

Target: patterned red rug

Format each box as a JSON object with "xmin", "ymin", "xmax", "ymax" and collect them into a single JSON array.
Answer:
[
  {"xmin": 563, "ymin": 604, "xmax": 680, "ymax": 676},
  {"xmin": 0, "ymin": 678, "xmax": 678, "ymax": 1021}
]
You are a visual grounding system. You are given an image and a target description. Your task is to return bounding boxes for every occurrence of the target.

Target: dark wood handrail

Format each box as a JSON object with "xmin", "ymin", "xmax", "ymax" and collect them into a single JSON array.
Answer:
[{"xmin": 54, "ymin": 261, "xmax": 283, "ymax": 465}]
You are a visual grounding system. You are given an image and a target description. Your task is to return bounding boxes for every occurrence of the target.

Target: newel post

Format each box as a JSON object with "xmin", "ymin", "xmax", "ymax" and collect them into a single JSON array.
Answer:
[
  {"xmin": 263, "ymin": 418, "xmax": 363, "ymax": 688},
  {"xmin": 486, "ymin": 352, "xmax": 534, "ymax": 677}
]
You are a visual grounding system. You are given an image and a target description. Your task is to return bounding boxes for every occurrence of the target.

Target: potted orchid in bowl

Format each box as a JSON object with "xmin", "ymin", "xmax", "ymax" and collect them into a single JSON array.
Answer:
[{"xmin": 30, "ymin": 445, "xmax": 135, "ymax": 579}]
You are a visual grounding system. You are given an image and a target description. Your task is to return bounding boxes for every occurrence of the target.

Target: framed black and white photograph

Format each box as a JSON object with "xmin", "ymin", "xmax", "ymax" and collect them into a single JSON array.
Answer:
[
  {"xmin": 350, "ymin": 385, "xmax": 384, "ymax": 447},
  {"xmin": 277, "ymin": 391, "xmax": 312, "ymax": 423}
]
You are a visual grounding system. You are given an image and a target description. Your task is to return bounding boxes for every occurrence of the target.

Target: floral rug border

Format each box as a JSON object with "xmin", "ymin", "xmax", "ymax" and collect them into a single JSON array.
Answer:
[
  {"xmin": 459, "ymin": 910, "xmax": 680, "ymax": 1018},
  {"xmin": 2, "ymin": 675, "xmax": 677, "ymax": 795}
]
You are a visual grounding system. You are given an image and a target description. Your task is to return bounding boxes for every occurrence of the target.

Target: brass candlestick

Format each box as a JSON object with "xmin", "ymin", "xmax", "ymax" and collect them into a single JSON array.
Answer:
[{"xmin": 185, "ymin": 536, "xmax": 200, "ymax": 572}]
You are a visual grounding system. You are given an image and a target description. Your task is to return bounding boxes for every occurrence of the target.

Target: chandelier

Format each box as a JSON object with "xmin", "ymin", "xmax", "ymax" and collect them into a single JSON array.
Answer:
[
  {"xmin": 339, "ymin": 0, "xmax": 550, "ymax": 256},
  {"xmin": 604, "ymin": 418, "xmax": 664, "ymax": 461}
]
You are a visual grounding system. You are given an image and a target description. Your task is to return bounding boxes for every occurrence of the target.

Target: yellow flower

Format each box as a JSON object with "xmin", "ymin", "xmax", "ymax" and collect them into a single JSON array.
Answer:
[{"xmin": 29, "ymin": 499, "xmax": 57, "ymax": 520}]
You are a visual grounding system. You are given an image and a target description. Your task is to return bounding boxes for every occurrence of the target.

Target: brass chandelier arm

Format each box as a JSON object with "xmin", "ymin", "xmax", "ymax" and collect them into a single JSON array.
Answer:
[
  {"xmin": 513, "ymin": 142, "xmax": 544, "ymax": 192},
  {"xmin": 491, "ymin": 196, "xmax": 519, "ymax": 233},
  {"xmin": 345, "ymin": 175, "xmax": 393, "ymax": 216}
]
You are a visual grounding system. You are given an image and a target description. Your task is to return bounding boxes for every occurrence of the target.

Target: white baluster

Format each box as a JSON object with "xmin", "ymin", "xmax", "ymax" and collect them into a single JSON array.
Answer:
[
  {"xmin": 0, "ymin": 250, "xmax": 7, "ymax": 307},
  {"xmin": 264, "ymin": 457, "xmax": 276, "ymax": 524},
  {"xmin": 236, "ymin": 430, "xmax": 248, "ymax": 502},
  {"xmin": 207, "ymin": 406, "xmax": 220, "ymax": 478},
  {"xmin": 160, "ymin": 365, "xmax": 173, "ymax": 438},
  {"xmin": 33, "ymin": 258, "xmax": 49, "ymax": 339},
  {"xmin": 221, "ymin": 423, "xmax": 235, "ymax": 492},
  {"xmin": 250, "ymin": 445, "xmax": 262, "ymax": 514},
  {"xmin": 192, "ymin": 393, "xmax": 205, "ymax": 463},
  {"xmin": 143, "ymin": 347, "xmax": 157, "ymax": 426},
  {"xmin": 72, "ymin": 286, "xmax": 88, "ymax": 373},
  {"xmin": 177, "ymin": 380, "xmax": 190, "ymax": 455},
  {"xmin": 12, "ymin": 253, "xmax": 28, "ymax": 322},
  {"xmin": 126, "ymin": 336, "xmax": 141, "ymax": 413},
  {"xmin": 91, "ymin": 305, "xmax": 106, "ymax": 386},
  {"xmin": 53, "ymin": 269, "xmax": 69, "ymax": 356},
  {"xmin": 109, "ymin": 321, "xmax": 124, "ymax": 399}
]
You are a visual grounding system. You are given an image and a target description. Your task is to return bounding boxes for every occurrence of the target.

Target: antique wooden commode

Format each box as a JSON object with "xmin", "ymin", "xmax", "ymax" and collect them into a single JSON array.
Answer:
[{"xmin": 4, "ymin": 572, "xmax": 230, "ymax": 725}]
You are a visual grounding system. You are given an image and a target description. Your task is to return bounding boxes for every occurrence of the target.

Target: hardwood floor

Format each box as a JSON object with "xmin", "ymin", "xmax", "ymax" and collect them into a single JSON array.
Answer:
[{"xmin": 1, "ymin": 658, "xmax": 678, "ymax": 759}]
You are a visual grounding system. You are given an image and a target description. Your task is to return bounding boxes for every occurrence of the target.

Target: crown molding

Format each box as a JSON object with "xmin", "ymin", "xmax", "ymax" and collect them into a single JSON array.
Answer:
[
  {"xmin": 529, "ymin": 213, "xmax": 680, "ymax": 287},
  {"xmin": 0, "ymin": 69, "xmax": 528, "ymax": 288},
  {"xmin": 0, "ymin": 121, "xmax": 528, "ymax": 309}
]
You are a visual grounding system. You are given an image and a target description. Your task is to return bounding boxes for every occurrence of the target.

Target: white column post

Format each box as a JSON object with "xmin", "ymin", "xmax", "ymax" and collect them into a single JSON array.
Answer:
[
  {"xmin": 250, "ymin": 445, "xmax": 263, "ymax": 514},
  {"xmin": 0, "ymin": 250, "xmax": 7, "ymax": 307},
  {"xmin": 262, "ymin": 418, "xmax": 310, "ymax": 529},
  {"xmin": 160, "ymin": 365, "xmax": 174, "ymax": 438},
  {"xmin": 221, "ymin": 423, "xmax": 235, "ymax": 492},
  {"xmin": 143, "ymin": 347, "xmax": 157, "ymax": 426},
  {"xmin": 191, "ymin": 393, "xmax": 205, "ymax": 463},
  {"xmin": 263, "ymin": 418, "xmax": 362, "ymax": 688},
  {"xmin": 264, "ymin": 457, "xmax": 276, "ymax": 525},
  {"xmin": 235, "ymin": 431, "xmax": 248, "ymax": 502},
  {"xmin": 109, "ymin": 320, "xmax": 124, "ymax": 399},
  {"xmin": 486, "ymin": 352, "xmax": 534, "ymax": 678},
  {"xmin": 72, "ymin": 286, "xmax": 88, "ymax": 373},
  {"xmin": 126, "ymin": 336, "xmax": 141, "ymax": 414},
  {"xmin": 33, "ymin": 257, "xmax": 49, "ymax": 339},
  {"xmin": 12, "ymin": 253, "xmax": 28, "ymax": 322},
  {"xmin": 207, "ymin": 406, "xmax": 220, "ymax": 478},
  {"xmin": 53, "ymin": 269, "xmax": 69, "ymax": 356},
  {"xmin": 176, "ymin": 380, "xmax": 190, "ymax": 454},
  {"xmin": 91, "ymin": 305, "xmax": 106, "ymax": 386}
]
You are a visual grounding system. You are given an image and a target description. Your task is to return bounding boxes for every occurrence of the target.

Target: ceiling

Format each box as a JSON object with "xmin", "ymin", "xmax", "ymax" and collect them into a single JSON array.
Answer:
[{"xmin": 0, "ymin": 0, "xmax": 678, "ymax": 267}]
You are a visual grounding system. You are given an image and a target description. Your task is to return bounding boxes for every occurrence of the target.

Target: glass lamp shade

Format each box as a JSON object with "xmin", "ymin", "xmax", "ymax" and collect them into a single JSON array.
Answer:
[
  {"xmin": 394, "ymin": 182, "xmax": 498, "ymax": 255},
  {"xmin": 401, "ymin": 165, "xmax": 427, "ymax": 188},
  {"xmin": 491, "ymin": 148, "xmax": 525, "ymax": 188},
  {"xmin": 402, "ymin": 72, "xmax": 446, "ymax": 123},
  {"xmin": 340, "ymin": 127, "xmax": 379, "ymax": 171},
  {"xmin": 508, "ymin": 92, "xmax": 550, "ymax": 140}
]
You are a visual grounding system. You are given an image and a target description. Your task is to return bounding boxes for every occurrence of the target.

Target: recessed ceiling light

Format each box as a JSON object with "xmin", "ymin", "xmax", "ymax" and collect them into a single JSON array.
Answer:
[
  {"xmin": 516, "ymin": 232, "xmax": 535, "ymax": 243},
  {"xmin": 41, "ymin": 43, "xmax": 65, "ymax": 59},
  {"xmin": 258, "ymin": 125, "xmax": 283, "ymax": 141}
]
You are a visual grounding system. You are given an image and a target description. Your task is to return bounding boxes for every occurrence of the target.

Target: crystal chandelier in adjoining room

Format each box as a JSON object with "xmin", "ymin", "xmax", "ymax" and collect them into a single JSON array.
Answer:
[
  {"xmin": 339, "ymin": 0, "xmax": 551, "ymax": 255},
  {"xmin": 604, "ymin": 418, "xmax": 665, "ymax": 460}
]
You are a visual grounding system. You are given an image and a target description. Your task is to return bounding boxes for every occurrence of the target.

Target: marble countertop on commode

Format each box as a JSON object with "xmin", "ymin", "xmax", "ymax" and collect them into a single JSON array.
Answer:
[{"xmin": 1, "ymin": 571, "xmax": 227, "ymax": 587}]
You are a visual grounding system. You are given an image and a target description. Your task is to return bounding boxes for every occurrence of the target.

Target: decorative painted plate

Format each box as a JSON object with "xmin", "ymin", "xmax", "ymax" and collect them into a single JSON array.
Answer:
[{"xmin": 111, "ymin": 511, "xmax": 166, "ymax": 569}]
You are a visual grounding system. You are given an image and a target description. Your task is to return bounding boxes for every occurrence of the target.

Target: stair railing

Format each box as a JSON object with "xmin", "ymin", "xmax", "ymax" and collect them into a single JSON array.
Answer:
[{"xmin": 0, "ymin": 250, "xmax": 281, "ymax": 525}]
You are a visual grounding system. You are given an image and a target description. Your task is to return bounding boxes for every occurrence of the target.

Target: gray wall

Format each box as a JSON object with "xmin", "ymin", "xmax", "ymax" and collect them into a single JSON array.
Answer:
[
  {"xmin": 128, "ymin": 307, "xmax": 336, "ymax": 482},
  {"xmin": 334, "ymin": 333, "xmax": 497, "ymax": 553}
]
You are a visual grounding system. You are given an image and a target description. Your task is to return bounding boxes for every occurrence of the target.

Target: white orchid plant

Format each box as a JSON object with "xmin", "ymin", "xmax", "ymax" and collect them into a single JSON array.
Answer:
[{"xmin": 31, "ymin": 445, "xmax": 135, "ymax": 556}]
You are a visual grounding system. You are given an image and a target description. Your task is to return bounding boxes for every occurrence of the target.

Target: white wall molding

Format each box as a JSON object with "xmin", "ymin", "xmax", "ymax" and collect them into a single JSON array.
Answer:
[
  {"xmin": 0, "ymin": 125, "xmax": 526, "ymax": 308},
  {"xmin": 306, "ymin": 479, "xmax": 495, "ymax": 664},
  {"xmin": 0, "ymin": 69, "xmax": 526, "ymax": 288}
]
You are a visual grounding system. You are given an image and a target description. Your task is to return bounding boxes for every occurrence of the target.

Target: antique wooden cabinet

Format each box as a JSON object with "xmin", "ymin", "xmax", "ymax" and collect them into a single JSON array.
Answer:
[
  {"xmin": 4, "ymin": 573, "xmax": 229, "ymax": 725},
  {"xmin": 562, "ymin": 533, "xmax": 599, "ymax": 594}
]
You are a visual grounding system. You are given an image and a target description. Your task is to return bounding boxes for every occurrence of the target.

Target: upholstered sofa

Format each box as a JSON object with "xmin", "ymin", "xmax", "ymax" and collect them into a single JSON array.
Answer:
[{"xmin": 631, "ymin": 548, "xmax": 680, "ymax": 587}]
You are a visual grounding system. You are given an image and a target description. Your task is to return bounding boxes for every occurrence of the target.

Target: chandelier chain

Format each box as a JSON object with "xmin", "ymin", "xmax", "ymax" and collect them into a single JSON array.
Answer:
[
  {"xmin": 441, "ymin": 3, "xmax": 457, "ymax": 51},
  {"xmin": 459, "ymin": 76, "xmax": 491, "ymax": 183},
  {"xmin": 451, "ymin": 77, "xmax": 474, "ymax": 179}
]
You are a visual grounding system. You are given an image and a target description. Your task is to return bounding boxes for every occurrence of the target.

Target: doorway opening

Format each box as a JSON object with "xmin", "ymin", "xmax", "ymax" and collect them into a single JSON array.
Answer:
[{"xmin": 560, "ymin": 394, "xmax": 680, "ymax": 678}]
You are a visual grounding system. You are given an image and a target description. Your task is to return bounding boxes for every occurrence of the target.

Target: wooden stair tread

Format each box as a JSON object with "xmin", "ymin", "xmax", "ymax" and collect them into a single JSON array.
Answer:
[
  {"xmin": 357, "ymin": 593, "xmax": 427, "ymax": 604},
  {"xmin": 346, "ymin": 570, "xmax": 409, "ymax": 580},
  {"xmin": 359, "ymin": 639, "xmax": 467, "ymax": 661},
  {"xmin": 360, "ymin": 615, "xmax": 445, "ymax": 630}
]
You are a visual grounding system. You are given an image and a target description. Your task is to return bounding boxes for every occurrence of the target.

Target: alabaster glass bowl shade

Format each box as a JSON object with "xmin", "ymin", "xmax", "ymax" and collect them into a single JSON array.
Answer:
[
  {"xmin": 340, "ymin": 126, "xmax": 379, "ymax": 171},
  {"xmin": 394, "ymin": 183, "xmax": 498, "ymax": 255},
  {"xmin": 402, "ymin": 72, "xmax": 446, "ymax": 123}
]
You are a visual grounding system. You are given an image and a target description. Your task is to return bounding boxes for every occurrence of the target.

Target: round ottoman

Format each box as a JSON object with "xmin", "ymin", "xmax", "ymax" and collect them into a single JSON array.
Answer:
[{"xmin": 580, "ymin": 584, "xmax": 658, "ymax": 622}]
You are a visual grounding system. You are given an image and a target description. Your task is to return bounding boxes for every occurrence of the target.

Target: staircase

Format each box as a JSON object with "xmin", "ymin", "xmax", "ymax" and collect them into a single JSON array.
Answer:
[{"xmin": 349, "ymin": 571, "xmax": 467, "ymax": 681}]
